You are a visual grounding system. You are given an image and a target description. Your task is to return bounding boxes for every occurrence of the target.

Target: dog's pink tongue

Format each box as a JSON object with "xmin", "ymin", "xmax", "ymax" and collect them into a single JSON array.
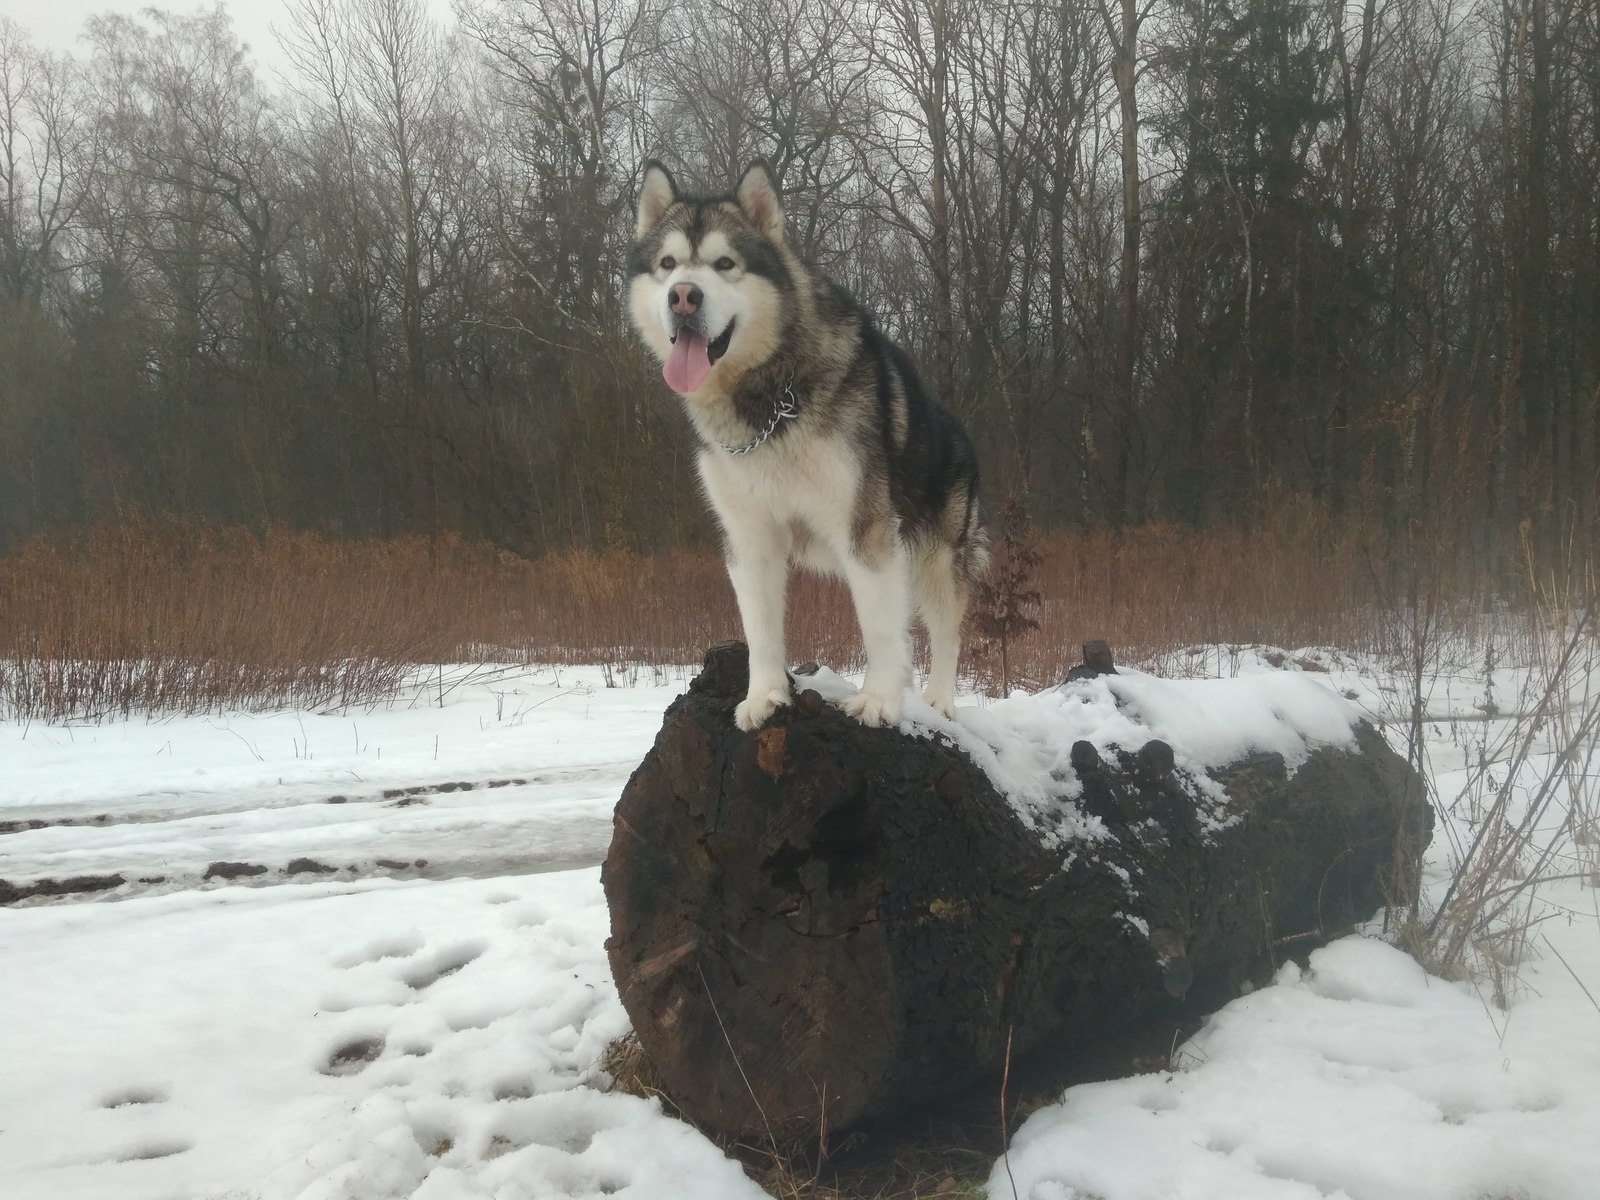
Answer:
[{"xmin": 664, "ymin": 329, "xmax": 713, "ymax": 394}]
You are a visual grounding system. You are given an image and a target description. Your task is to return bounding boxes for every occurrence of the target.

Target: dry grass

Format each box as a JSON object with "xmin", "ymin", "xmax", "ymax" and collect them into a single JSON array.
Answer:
[
  {"xmin": 1394, "ymin": 559, "xmax": 1600, "ymax": 998},
  {"xmin": 0, "ymin": 500, "xmax": 1483, "ymax": 721},
  {"xmin": 597, "ymin": 1032, "xmax": 667, "ymax": 1103}
]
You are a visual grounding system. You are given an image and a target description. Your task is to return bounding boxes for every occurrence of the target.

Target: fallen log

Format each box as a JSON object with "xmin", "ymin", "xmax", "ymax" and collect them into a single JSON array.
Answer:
[{"xmin": 603, "ymin": 642, "xmax": 1430, "ymax": 1140}]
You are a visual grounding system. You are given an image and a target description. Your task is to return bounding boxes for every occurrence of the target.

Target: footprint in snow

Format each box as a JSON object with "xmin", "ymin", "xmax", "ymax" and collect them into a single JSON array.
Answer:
[
  {"xmin": 101, "ymin": 1086, "xmax": 168, "ymax": 1109},
  {"xmin": 492, "ymin": 1076, "xmax": 534, "ymax": 1101},
  {"xmin": 506, "ymin": 905, "xmax": 549, "ymax": 929},
  {"xmin": 445, "ymin": 1006, "xmax": 509, "ymax": 1032},
  {"xmin": 115, "ymin": 1139, "xmax": 192, "ymax": 1162},
  {"xmin": 332, "ymin": 929, "xmax": 425, "ymax": 969},
  {"xmin": 399, "ymin": 940, "xmax": 487, "ymax": 990},
  {"xmin": 413, "ymin": 1124, "xmax": 457, "ymax": 1158},
  {"xmin": 321, "ymin": 1035, "xmax": 386, "ymax": 1076}
]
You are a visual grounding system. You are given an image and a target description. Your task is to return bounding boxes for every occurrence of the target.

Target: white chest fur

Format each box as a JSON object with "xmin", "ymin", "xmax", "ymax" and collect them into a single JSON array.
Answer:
[
  {"xmin": 697, "ymin": 430, "xmax": 914, "ymax": 733},
  {"xmin": 696, "ymin": 434, "xmax": 867, "ymax": 565}
]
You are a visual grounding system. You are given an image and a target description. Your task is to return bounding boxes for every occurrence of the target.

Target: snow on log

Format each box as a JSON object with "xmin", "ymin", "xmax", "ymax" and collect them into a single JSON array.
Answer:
[{"xmin": 602, "ymin": 642, "xmax": 1430, "ymax": 1140}]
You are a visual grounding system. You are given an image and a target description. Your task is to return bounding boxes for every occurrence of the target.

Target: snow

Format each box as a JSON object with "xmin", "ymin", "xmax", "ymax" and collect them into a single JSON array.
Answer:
[
  {"xmin": 804, "ymin": 663, "xmax": 1360, "ymax": 843},
  {"xmin": 991, "ymin": 937, "xmax": 1600, "ymax": 1200},
  {"xmin": 1, "ymin": 665, "xmax": 773, "ymax": 1200},
  {"xmin": 1, "ymin": 665, "xmax": 689, "ymax": 898},
  {"xmin": 1102, "ymin": 670, "xmax": 1359, "ymax": 771},
  {"xmin": 3, "ymin": 647, "xmax": 1598, "ymax": 1199},
  {"xmin": 0, "ymin": 870, "xmax": 766, "ymax": 1200}
]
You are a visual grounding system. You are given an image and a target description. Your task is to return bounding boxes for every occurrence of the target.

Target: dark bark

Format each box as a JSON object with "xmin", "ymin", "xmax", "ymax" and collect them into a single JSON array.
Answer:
[
  {"xmin": 1104, "ymin": 0, "xmax": 1141, "ymax": 525},
  {"xmin": 603, "ymin": 643, "xmax": 1432, "ymax": 1139}
]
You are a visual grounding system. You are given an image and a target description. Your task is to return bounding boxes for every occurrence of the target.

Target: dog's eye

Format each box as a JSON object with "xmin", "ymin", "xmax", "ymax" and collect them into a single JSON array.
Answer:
[
  {"xmin": 659, "ymin": 256, "xmax": 676, "ymax": 271},
  {"xmin": 714, "ymin": 256, "xmax": 736, "ymax": 272}
]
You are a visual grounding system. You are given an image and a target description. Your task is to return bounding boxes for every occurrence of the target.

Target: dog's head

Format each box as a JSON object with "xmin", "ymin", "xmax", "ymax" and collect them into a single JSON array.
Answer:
[{"xmin": 627, "ymin": 160, "xmax": 793, "ymax": 396}]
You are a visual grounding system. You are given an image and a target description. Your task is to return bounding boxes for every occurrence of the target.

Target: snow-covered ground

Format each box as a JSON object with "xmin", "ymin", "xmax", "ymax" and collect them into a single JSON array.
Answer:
[
  {"xmin": 0, "ymin": 665, "xmax": 688, "ymax": 899},
  {"xmin": 2, "ymin": 650, "xmax": 1597, "ymax": 1199}
]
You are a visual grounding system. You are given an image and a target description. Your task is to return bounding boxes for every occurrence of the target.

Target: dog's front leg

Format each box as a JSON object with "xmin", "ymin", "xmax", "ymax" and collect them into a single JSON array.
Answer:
[
  {"xmin": 839, "ymin": 540, "xmax": 911, "ymax": 728},
  {"xmin": 724, "ymin": 519, "xmax": 792, "ymax": 731}
]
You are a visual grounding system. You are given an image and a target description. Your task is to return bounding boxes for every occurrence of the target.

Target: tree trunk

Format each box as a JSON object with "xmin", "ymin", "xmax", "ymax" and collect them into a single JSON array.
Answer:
[
  {"xmin": 1106, "ymin": 0, "xmax": 1141, "ymax": 526},
  {"xmin": 927, "ymin": 0, "xmax": 956, "ymax": 406},
  {"xmin": 603, "ymin": 644, "xmax": 1432, "ymax": 1140}
]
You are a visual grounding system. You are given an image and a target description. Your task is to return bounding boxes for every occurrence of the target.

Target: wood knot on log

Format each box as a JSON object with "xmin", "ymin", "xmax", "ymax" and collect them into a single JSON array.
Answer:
[
  {"xmin": 927, "ymin": 897, "xmax": 971, "ymax": 922},
  {"xmin": 755, "ymin": 727, "xmax": 788, "ymax": 779}
]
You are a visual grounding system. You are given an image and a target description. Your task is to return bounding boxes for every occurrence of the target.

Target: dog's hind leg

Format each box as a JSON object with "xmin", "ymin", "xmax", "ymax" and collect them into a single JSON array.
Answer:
[
  {"xmin": 724, "ymin": 517, "xmax": 793, "ymax": 731},
  {"xmin": 839, "ymin": 528, "xmax": 912, "ymax": 728},
  {"xmin": 914, "ymin": 546, "xmax": 968, "ymax": 720}
]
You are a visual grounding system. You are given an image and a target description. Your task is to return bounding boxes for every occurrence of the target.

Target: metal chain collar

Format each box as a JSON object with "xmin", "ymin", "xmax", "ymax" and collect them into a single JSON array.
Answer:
[{"xmin": 719, "ymin": 379, "xmax": 798, "ymax": 455}]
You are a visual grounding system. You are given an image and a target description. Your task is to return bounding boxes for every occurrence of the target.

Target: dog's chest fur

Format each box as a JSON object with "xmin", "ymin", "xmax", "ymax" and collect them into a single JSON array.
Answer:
[{"xmin": 696, "ymin": 431, "xmax": 865, "ymax": 571}]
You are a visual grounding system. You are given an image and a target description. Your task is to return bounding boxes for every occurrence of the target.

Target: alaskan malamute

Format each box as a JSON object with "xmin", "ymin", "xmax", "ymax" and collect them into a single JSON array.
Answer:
[{"xmin": 628, "ymin": 160, "xmax": 988, "ymax": 730}]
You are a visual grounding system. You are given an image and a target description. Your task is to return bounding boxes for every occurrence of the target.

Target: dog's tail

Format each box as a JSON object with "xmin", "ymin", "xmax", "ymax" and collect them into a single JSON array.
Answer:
[{"xmin": 954, "ymin": 479, "xmax": 990, "ymax": 588}]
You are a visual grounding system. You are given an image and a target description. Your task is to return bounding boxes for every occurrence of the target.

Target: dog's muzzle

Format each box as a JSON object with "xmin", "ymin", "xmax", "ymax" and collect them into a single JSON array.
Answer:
[{"xmin": 669, "ymin": 312, "xmax": 707, "ymax": 344}]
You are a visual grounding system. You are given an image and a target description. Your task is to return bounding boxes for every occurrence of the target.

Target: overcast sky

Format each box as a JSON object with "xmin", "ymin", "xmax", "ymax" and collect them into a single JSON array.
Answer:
[{"xmin": 2, "ymin": 0, "xmax": 457, "ymax": 78}]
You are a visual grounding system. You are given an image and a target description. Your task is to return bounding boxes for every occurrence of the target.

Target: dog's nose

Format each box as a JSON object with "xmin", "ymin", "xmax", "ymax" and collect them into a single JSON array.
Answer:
[{"xmin": 670, "ymin": 283, "xmax": 703, "ymax": 315}]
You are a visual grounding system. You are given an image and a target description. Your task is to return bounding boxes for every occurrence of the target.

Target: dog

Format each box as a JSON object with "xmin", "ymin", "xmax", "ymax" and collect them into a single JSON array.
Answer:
[{"xmin": 627, "ymin": 159, "xmax": 988, "ymax": 731}]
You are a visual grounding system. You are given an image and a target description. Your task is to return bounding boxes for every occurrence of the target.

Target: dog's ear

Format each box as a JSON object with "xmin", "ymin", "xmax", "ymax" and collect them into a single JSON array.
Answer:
[
  {"xmin": 735, "ymin": 160, "xmax": 784, "ymax": 242},
  {"xmin": 636, "ymin": 161, "xmax": 678, "ymax": 237}
]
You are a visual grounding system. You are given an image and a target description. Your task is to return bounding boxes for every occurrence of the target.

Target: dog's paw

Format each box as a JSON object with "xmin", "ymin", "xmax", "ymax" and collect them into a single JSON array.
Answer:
[
  {"xmin": 841, "ymin": 690, "xmax": 902, "ymax": 728},
  {"xmin": 922, "ymin": 689, "xmax": 958, "ymax": 721},
  {"xmin": 735, "ymin": 688, "xmax": 791, "ymax": 731}
]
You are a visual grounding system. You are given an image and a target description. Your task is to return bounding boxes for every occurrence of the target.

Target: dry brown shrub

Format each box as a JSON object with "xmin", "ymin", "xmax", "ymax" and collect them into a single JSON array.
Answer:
[{"xmin": 0, "ymin": 501, "xmax": 1536, "ymax": 720}]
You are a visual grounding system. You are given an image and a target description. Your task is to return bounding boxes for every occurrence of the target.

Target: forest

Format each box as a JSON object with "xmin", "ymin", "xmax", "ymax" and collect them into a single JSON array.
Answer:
[{"xmin": 1, "ymin": 0, "xmax": 1596, "ymax": 580}]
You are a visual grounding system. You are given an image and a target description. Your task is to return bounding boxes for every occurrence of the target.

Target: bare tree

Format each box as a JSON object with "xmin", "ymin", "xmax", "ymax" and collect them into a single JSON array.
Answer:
[
  {"xmin": 862, "ymin": 0, "xmax": 963, "ymax": 403},
  {"xmin": 0, "ymin": 21, "xmax": 92, "ymax": 307},
  {"xmin": 651, "ymin": 0, "xmax": 874, "ymax": 271},
  {"xmin": 1097, "ymin": 0, "xmax": 1154, "ymax": 523},
  {"xmin": 458, "ymin": 0, "xmax": 662, "ymax": 326}
]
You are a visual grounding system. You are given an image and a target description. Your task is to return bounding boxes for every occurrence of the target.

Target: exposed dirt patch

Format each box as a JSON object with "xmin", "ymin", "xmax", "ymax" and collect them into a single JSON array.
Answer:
[
  {"xmin": 0, "ymin": 818, "xmax": 51, "ymax": 835},
  {"xmin": 0, "ymin": 814, "xmax": 112, "ymax": 835},
  {"xmin": 203, "ymin": 861, "xmax": 268, "ymax": 881},
  {"xmin": 0, "ymin": 873, "xmax": 126, "ymax": 905},
  {"xmin": 379, "ymin": 777, "xmax": 528, "ymax": 803}
]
